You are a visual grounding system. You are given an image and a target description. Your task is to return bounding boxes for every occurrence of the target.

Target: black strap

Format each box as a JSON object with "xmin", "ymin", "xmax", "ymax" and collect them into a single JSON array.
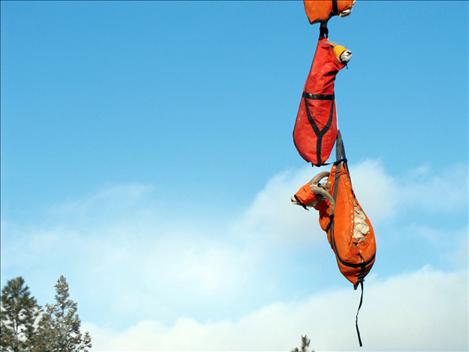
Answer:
[
  {"xmin": 335, "ymin": 131, "xmax": 347, "ymax": 162},
  {"xmin": 332, "ymin": 159, "xmax": 341, "ymax": 200},
  {"xmin": 303, "ymin": 96, "xmax": 335, "ymax": 166},
  {"xmin": 311, "ymin": 161, "xmax": 332, "ymax": 168},
  {"xmin": 326, "ymin": 161, "xmax": 341, "ymax": 251},
  {"xmin": 355, "ymin": 281, "xmax": 364, "ymax": 347},
  {"xmin": 319, "ymin": 22, "xmax": 328, "ymax": 39},
  {"xmin": 333, "ymin": 158, "xmax": 347, "ymax": 165},
  {"xmin": 303, "ymin": 92, "xmax": 335, "ymax": 100},
  {"xmin": 332, "ymin": 0, "xmax": 339, "ymax": 16}
]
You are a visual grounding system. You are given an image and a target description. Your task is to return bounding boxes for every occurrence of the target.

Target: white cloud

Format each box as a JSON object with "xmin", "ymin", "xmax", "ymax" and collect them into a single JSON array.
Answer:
[
  {"xmin": 398, "ymin": 163, "xmax": 468, "ymax": 213},
  {"xmin": 232, "ymin": 160, "xmax": 467, "ymax": 247},
  {"xmin": 2, "ymin": 161, "xmax": 467, "ymax": 343},
  {"xmin": 231, "ymin": 159, "xmax": 401, "ymax": 247},
  {"xmin": 348, "ymin": 159, "xmax": 399, "ymax": 222},
  {"xmin": 85, "ymin": 267, "xmax": 468, "ymax": 351},
  {"xmin": 231, "ymin": 166, "xmax": 328, "ymax": 246}
]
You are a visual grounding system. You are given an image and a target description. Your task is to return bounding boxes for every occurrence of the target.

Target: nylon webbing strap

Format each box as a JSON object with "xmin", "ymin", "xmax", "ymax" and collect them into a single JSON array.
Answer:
[
  {"xmin": 326, "ymin": 161, "xmax": 341, "ymax": 248},
  {"xmin": 303, "ymin": 96, "xmax": 335, "ymax": 166},
  {"xmin": 332, "ymin": 0, "xmax": 339, "ymax": 16},
  {"xmin": 303, "ymin": 92, "xmax": 335, "ymax": 100},
  {"xmin": 335, "ymin": 131, "xmax": 347, "ymax": 162},
  {"xmin": 319, "ymin": 22, "xmax": 328, "ymax": 39},
  {"xmin": 355, "ymin": 281, "xmax": 364, "ymax": 347}
]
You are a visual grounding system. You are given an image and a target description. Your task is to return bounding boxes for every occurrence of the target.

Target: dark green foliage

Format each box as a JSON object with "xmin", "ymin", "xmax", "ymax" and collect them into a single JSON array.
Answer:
[
  {"xmin": 35, "ymin": 276, "xmax": 91, "ymax": 352},
  {"xmin": 1, "ymin": 276, "xmax": 91, "ymax": 352},
  {"xmin": 291, "ymin": 335, "xmax": 313, "ymax": 352},
  {"xmin": 0, "ymin": 277, "xmax": 39, "ymax": 352}
]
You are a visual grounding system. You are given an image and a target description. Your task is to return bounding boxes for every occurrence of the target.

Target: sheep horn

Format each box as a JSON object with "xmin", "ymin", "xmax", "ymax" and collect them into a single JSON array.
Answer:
[
  {"xmin": 311, "ymin": 171, "xmax": 330, "ymax": 186},
  {"xmin": 310, "ymin": 185, "xmax": 335, "ymax": 214}
]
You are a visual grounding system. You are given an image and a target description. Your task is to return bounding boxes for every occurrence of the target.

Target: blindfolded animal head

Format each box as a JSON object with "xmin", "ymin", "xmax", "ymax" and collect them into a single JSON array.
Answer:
[{"xmin": 329, "ymin": 42, "xmax": 352, "ymax": 64}]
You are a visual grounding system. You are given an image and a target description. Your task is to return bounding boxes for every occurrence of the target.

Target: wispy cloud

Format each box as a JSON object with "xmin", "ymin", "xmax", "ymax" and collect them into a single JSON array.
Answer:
[
  {"xmin": 85, "ymin": 267, "xmax": 468, "ymax": 351},
  {"xmin": 2, "ymin": 160, "xmax": 467, "ymax": 346}
]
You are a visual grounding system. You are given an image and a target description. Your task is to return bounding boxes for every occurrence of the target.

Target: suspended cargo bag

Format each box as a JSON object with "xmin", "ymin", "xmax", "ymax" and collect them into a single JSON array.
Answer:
[
  {"xmin": 304, "ymin": 0, "xmax": 356, "ymax": 25},
  {"xmin": 293, "ymin": 32, "xmax": 351, "ymax": 166},
  {"xmin": 291, "ymin": 132, "xmax": 376, "ymax": 347},
  {"xmin": 292, "ymin": 132, "xmax": 376, "ymax": 287},
  {"xmin": 325, "ymin": 132, "xmax": 376, "ymax": 288}
]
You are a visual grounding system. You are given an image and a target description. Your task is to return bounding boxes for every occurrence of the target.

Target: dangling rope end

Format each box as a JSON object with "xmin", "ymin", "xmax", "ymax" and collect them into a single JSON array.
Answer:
[{"xmin": 355, "ymin": 280, "xmax": 364, "ymax": 347}]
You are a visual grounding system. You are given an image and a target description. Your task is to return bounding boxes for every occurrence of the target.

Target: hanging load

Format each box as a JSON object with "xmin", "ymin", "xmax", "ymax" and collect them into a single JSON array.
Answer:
[
  {"xmin": 304, "ymin": 0, "xmax": 356, "ymax": 25},
  {"xmin": 291, "ymin": 132, "xmax": 376, "ymax": 346},
  {"xmin": 293, "ymin": 30, "xmax": 351, "ymax": 166},
  {"xmin": 291, "ymin": 132, "xmax": 376, "ymax": 288}
]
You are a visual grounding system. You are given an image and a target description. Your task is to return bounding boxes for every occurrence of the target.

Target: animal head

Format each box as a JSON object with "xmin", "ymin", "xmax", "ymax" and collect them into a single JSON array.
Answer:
[
  {"xmin": 328, "ymin": 41, "xmax": 352, "ymax": 64},
  {"xmin": 338, "ymin": 0, "xmax": 356, "ymax": 17},
  {"xmin": 291, "ymin": 171, "xmax": 335, "ymax": 215}
]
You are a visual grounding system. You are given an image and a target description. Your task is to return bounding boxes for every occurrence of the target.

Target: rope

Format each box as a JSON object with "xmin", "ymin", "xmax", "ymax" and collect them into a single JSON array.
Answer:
[{"xmin": 355, "ymin": 281, "xmax": 364, "ymax": 347}]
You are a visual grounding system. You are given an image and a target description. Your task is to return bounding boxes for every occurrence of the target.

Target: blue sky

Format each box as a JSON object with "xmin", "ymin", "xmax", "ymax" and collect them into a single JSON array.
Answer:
[{"xmin": 1, "ymin": 1, "xmax": 468, "ymax": 350}]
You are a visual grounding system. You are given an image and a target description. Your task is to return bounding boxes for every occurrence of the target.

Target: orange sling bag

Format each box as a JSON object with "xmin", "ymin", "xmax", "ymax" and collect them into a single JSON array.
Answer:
[
  {"xmin": 303, "ymin": 0, "xmax": 355, "ymax": 25},
  {"xmin": 292, "ymin": 132, "xmax": 376, "ymax": 346}
]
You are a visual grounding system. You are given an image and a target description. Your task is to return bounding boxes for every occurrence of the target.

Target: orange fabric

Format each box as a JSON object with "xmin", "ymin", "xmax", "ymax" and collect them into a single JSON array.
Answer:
[
  {"xmin": 304, "ymin": 0, "xmax": 355, "ymax": 24},
  {"xmin": 292, "ymin": 38, "xmax": 345, "ymax": 165},
  {"xmin": 293, "ymin": 181, "xmax": 333, "ymax": 221},
  {"xmin": 294, "ymin": 163, "xmax": 376, "ymax": 287},
  {"xmin": 325, "ymin": 162, "xmax": 376, "ymax": 287},
  {"xmin": 294, "ymin": 183, "xmax": 321, "ymax": 207},
  {"xmin": 315, "ymin": 200, "xmax": 332, "ymax": 231}
]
